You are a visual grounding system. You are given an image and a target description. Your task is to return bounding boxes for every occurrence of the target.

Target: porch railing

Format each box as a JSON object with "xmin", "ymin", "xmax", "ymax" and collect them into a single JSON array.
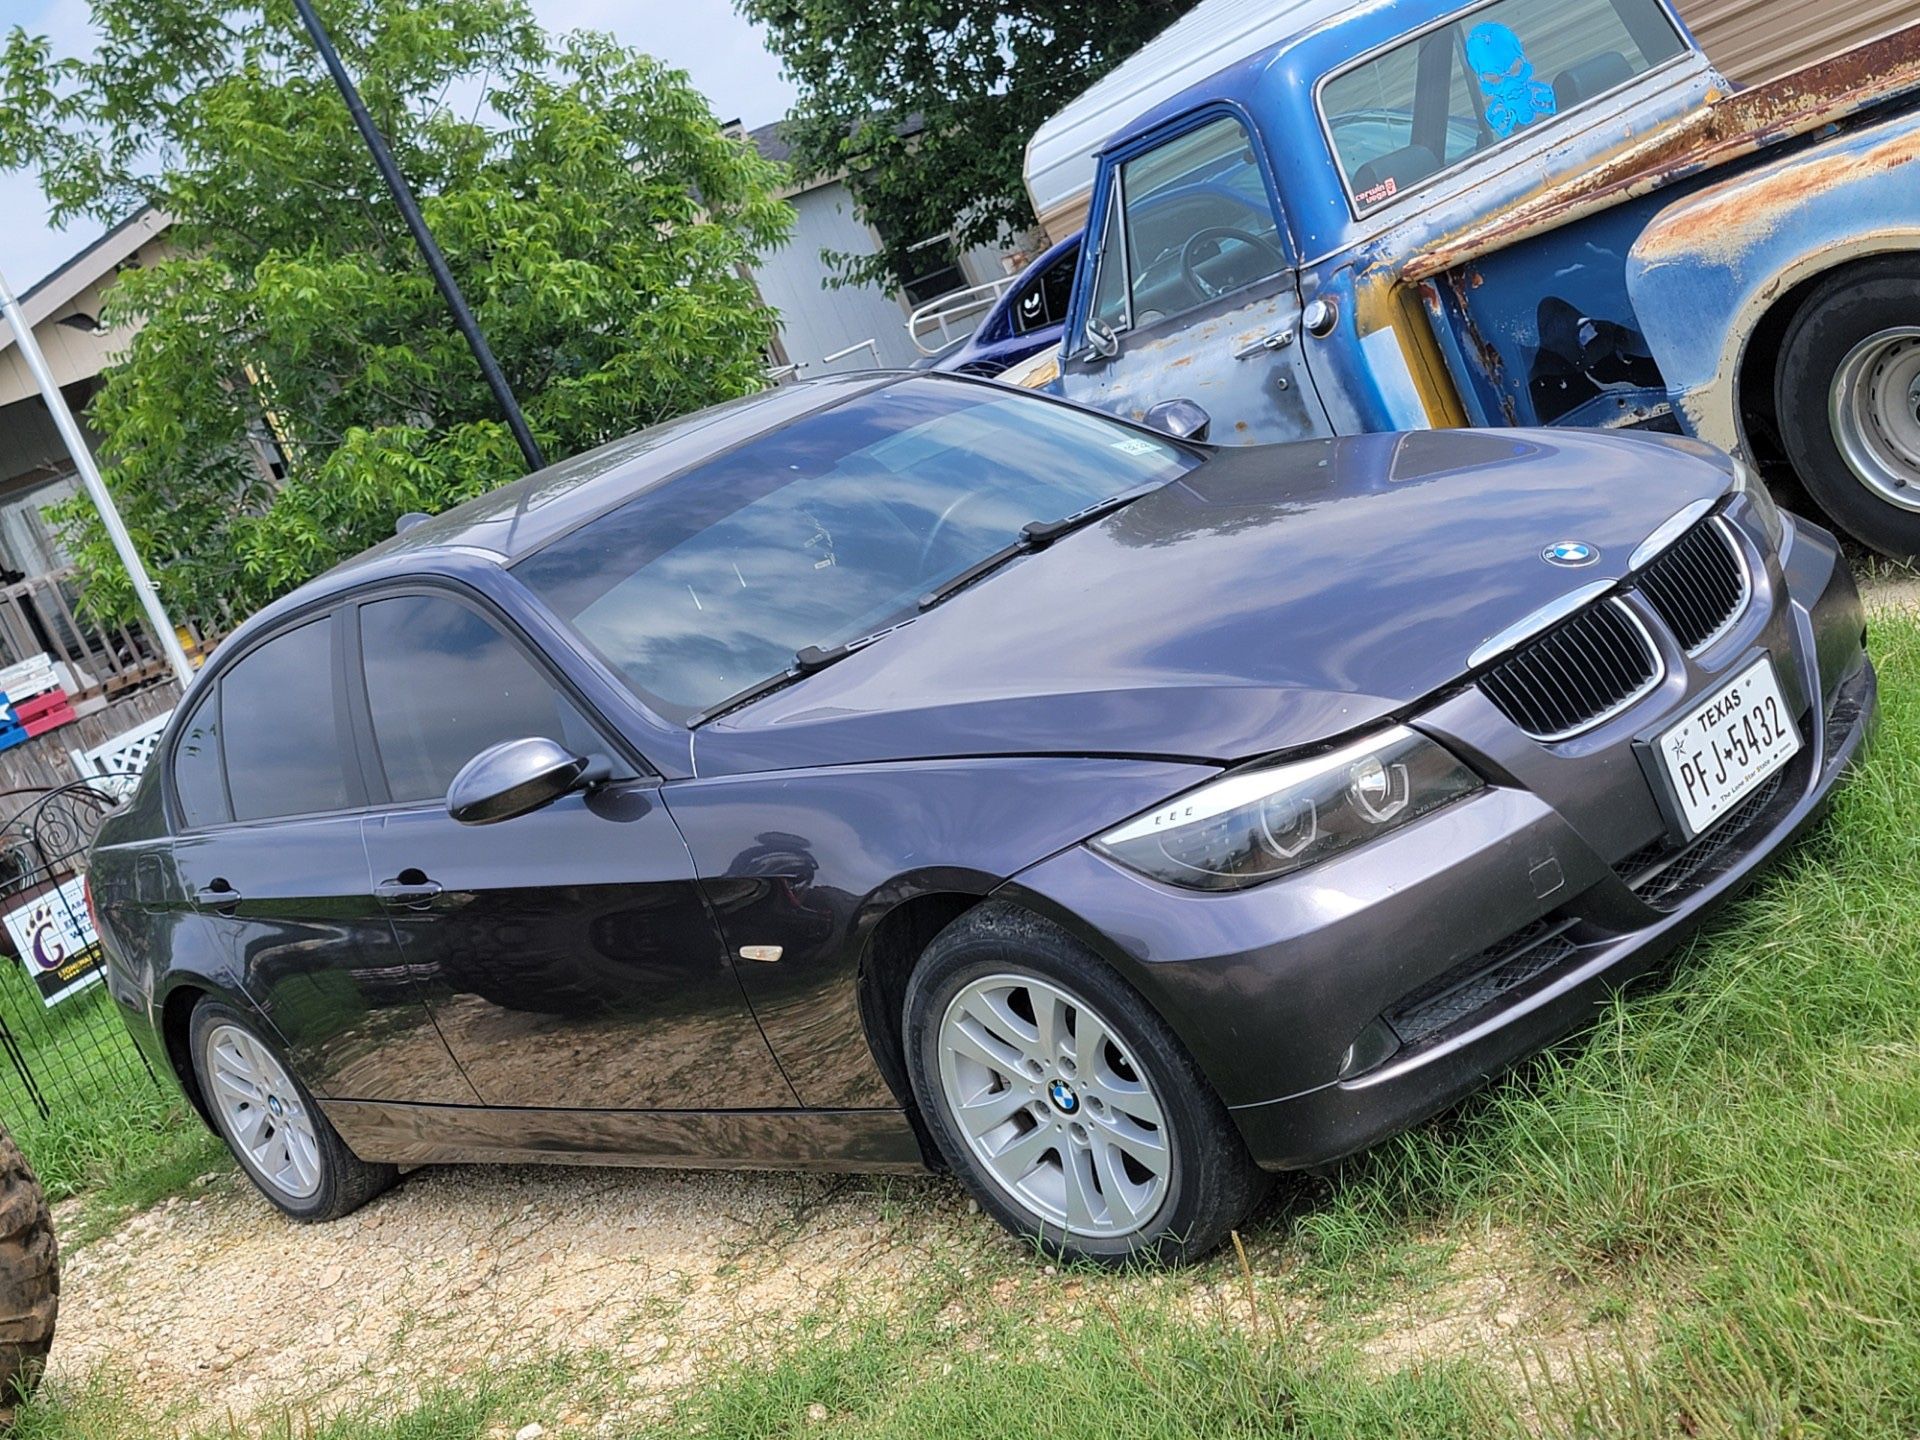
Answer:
[{"xmin": 0, "ymin": 568, "xmax": 217, "ymax": 702}]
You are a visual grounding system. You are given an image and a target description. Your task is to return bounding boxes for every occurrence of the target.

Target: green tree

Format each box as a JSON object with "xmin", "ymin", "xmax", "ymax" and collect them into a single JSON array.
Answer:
[
  {"xmin": 0, "ymin": 0, "xmax": 790, "ymax": 625},
  {"xmin": 740, "ymin": 0, "xmax": 1196, "ymax": 292}
]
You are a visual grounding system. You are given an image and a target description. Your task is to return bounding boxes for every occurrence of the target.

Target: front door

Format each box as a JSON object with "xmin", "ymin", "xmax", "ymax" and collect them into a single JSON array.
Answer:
[
  {"xmin": 1059, "ymin": 112, "xmax": 1332, "ymax": 447},
  {"xmin": 348, "ymin": 587, "xmax": 795, "ymax": 1111},
  {"xmin": 167, "ymin": 611, "xmax": 475, "ymax": 1104}
]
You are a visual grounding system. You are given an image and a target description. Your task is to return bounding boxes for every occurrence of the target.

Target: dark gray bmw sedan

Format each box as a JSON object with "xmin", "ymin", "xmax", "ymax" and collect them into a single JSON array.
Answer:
[{"xmin": 87, "ymin": 373, "xmax": 1873, "ymax": 1264}]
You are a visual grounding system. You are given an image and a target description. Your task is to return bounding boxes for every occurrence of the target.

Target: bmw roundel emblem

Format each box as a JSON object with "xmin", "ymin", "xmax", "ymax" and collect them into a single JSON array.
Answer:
[
  {"xmin": 1047, "ymin": 1078, "xmax": 1080, "ymax": 1114},
  {"xmin": 1543, "ymin": 540, "xmax": 1599, "ymax": 567}
]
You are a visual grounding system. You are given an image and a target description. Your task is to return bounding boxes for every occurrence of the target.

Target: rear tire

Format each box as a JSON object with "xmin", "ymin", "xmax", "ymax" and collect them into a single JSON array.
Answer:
[
  {"xmin": 0, "ymin": 1122, "xmax": 55, "ymax": 1427},
  {"xmin": 1775, "ymin": 257, "xmax": 1920, "ymax": 557},
  {"xmin": 189, "ymin": 1000, "xmax": 396, "ymax": 1222},
  {"xmin": 904, "ymin": 902, "xmax": 1267, "ymax": 1266}
]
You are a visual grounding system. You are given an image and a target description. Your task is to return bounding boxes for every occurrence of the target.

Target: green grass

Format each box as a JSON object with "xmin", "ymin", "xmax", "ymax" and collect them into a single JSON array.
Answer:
[{"xmin": 14, "ymin": 617, "xmax": 1920, "ymax": 1438}]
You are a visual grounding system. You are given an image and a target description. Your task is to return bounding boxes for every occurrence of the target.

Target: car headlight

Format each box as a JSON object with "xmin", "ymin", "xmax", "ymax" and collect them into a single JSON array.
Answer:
[
  {"xmin": 1091, "ymin": 726, "xmax": 1483, "ymax": 891},
  {"xmin": 1730, "ymin": 457, "xmax": 1788, "ymax": 554}
]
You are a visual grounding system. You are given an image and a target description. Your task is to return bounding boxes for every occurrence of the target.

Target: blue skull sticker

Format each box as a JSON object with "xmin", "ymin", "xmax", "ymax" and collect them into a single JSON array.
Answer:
[{"xmin": 1466, "ymin": 22, "xmax": 1558, "ymax": 139}]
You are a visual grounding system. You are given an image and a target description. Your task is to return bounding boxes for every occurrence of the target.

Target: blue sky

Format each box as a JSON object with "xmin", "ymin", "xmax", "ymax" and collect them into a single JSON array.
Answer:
[{"xmin": 0, "ymin": 0, "xmax": 800, "ymax": 290}]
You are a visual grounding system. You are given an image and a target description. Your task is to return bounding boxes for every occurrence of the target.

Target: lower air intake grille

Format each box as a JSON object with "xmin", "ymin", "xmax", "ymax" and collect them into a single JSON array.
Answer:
[
  {"xmin": 1638, "ymin": 518, "xmax": 1747, "ymax": 653},
  {"xmin": 1385, "ymin": 920, "xmax": 1580, "ymax": 1049},
  {"xmin": 1479, "ymin": 600, "xmax": 1661, "ymax": 741}
]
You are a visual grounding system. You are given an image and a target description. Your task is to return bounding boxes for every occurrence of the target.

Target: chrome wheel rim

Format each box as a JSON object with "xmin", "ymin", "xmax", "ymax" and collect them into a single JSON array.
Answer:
[
  {"xmin": 1831, "ymin": 326, "xmax": 1920, "ymax": 513},
  {"xmin": 204, "ymin": 1023, "xmax": 323, "ymax": 1200},
  {"xmin": 936, "ymin": 974, "xmax": 1171, "ymax": 1239}
]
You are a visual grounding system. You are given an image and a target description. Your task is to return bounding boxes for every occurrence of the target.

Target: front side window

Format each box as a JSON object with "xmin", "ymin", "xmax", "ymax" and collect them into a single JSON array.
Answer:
[
  {"xmin": 359, "ymin": 594, "xmax": 596, "ymax": 804},
  {"xmin": 1087, "ymin": 115, "xmax": 1286, "ymax": 340},
  {"xmin": 219, "ymin": 617, "xmax": 352, "ymax": 822},
  {"xmin": 1322, "ymin": 0, "xmax": 1685, "ymax": 212},
  {"xmin": 515, "ymin": 380, "xmax": 1199, "ymax": 722}
]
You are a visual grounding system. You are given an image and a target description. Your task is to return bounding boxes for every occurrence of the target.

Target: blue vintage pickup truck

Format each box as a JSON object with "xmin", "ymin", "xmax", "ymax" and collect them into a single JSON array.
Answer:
[{"xmin": 1020, "ymin": 0, "xmax": 1920, "ymax": 554}]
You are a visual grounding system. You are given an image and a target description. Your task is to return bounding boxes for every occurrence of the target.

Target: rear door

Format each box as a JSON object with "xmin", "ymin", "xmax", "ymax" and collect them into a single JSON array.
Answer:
[
  {"xmin": 347, "ymin": 585, "xmax": 795, "ymax": 1111},
  {"xmin": 1060, "ymin": 111, "xmax": 1332, "ymax": 445},
  {"xmin": 166, "ymin": 610, "xmax": 476, "ymax": 1104}
]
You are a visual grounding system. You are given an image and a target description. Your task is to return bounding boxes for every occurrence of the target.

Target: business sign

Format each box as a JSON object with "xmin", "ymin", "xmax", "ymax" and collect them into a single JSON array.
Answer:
[{"xmin": 3, "ymin": 877, "xmax": 103, "ymax": 1008}]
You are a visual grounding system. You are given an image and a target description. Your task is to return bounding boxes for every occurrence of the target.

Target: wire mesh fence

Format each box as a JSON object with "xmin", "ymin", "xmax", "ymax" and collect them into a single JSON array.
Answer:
[{"xmin": 0, "ymin": 782, "xmax": 159, "ymax": 1126}]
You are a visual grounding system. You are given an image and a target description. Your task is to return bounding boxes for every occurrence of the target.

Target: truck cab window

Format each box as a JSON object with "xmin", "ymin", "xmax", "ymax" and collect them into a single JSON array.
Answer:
[{"xmin": 1323, "ymin": 0, "xmax": 1685, "ymax": 212}]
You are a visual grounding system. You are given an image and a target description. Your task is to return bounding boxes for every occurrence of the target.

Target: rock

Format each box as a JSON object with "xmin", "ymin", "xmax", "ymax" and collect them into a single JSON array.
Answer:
[
  {"xmin": 515, "ymin": 1424, "xmax": 546, "ymax": 1440},
  {"xmin": 806, "ymin": 1403, "xmax": 829, "ymax": 1423}
]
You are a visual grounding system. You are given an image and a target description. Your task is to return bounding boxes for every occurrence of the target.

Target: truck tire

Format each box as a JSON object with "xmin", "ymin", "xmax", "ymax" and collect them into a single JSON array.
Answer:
[
  {"xmin": 1775, "ymin": 257, "xmax": 1920, "ymax": 557},
  {"xmin": 904, "ymin": 902, "xmax": 1268, "ymax": 1266},
  {"xmin": 0, "ymin": 1122, "xmax": 57, "ymax": 1427}
]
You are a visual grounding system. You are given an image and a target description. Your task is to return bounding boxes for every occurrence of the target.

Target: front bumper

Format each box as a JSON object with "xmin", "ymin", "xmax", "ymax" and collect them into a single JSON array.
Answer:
[{"xmin": 1002, "ymin": 509, "xmax": 1875, "ymax": 1171}]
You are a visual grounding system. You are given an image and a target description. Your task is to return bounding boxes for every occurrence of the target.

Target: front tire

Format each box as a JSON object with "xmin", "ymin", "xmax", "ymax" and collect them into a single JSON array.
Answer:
[
  {"xmin": 189, "ymin": 1000, "xmax": 396, "ymax": 1222},
  {"xmin": 904, "ymin": 903, "xmax": 1266, "ymax": 1266},
  {"xmin": 1776, "ymin": 258, "xmax": 1920, "ymax": 557}
]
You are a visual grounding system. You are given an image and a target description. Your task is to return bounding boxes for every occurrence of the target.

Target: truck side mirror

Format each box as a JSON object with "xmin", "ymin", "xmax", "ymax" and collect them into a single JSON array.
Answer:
[{"xmin": 1143, "ymin": 398, "xmax": 1211, "ymax": 443}]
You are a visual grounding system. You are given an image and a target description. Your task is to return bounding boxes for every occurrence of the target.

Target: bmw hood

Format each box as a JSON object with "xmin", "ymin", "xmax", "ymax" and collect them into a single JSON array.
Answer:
[{"xmin": 694, "ymin": 428, "xmax": 1736, "ymax": 776}]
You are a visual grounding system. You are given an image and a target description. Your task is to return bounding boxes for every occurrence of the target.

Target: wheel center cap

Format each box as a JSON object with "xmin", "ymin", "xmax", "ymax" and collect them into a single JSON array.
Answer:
[
  {"xmin": 1047, "ymin": 1078, "xmax": 1079, "ymax": 1114},
  {"xmin": 267, "ymin": 1095, "xmax": 284, "ymax": 1117}
]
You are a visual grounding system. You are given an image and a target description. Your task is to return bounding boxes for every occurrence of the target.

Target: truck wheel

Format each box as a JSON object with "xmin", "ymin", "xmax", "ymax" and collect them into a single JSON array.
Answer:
[
  {"xmin": 904, "ymin": 902, "xmax": 1268, "ymax": 1266},
  {"xmin": 189, "ymin": 1000, "xmax": 397, "ymax": 1222},
  {"xmin": 0, "ymin": 1122, "xmax": 57, "ymax": 1427},
  {"xmin": 1775, "ymin": 258, "xmax": 1920, "ymax": 557}
]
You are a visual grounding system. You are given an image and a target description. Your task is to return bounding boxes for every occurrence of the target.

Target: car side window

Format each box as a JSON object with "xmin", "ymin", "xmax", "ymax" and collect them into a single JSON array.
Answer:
[
  {"xmin": 358, "ymin": 593, "xmax": 596, "ymax": 805},
  {"xmin": 171, "ymin": 691, "xmax": 228, "ymax": 829},
  {"xmin": 220, "ymin": 616, "xmax": 354, "ymax": 822},
  {"xmin": 1012, "ymin": 250, "xmax": 1079, "ymax": 337},
  {"xmin": 1110, "ymin": 115, "xmax": 1286, "ymax": 333}
]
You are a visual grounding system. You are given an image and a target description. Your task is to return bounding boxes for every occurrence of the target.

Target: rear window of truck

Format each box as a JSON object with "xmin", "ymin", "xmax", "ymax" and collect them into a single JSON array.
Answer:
[{"xmin": 1319, "ymin": 0, "xmax": 1687, "ymax": 213}]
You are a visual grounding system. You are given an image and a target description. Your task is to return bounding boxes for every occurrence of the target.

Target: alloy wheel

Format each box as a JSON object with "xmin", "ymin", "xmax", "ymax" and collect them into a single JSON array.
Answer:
[
  {"xmin": 1831, "ymin": 326, "xmax": 1920, "ymax": 512},
  {"xmin": 935, "ymin": 973, "xmax": 1171, "ymax": 1238},
  {"xmin": 203, "ymin": 1023, "xmax": 323, "ymax": 1200}
]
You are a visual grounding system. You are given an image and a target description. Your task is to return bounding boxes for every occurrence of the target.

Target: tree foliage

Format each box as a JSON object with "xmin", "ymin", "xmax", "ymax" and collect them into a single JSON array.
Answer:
[
  {"xmin": 740, "ymin": 0, "xmax": 1196, "ymax": 291},
  {"xmin": 0, "ymin": 0, "xmax": 790, "ymax": 625}
]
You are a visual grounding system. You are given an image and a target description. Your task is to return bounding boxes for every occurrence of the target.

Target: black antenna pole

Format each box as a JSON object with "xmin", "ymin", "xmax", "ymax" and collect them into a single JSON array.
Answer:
[{"xmin": 290, "ymin": 0, "xmax": 547, "ymax": 471}]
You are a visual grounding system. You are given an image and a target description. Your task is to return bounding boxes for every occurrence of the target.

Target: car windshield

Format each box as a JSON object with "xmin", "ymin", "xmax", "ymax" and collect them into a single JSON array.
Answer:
[
  {"xmin": 513, "ymin": 379, "xmax": 1200, "ymax": 722},
  {"xmin": 1319, "ymin": 0, "xmax": 1685, "ymax": 213}
]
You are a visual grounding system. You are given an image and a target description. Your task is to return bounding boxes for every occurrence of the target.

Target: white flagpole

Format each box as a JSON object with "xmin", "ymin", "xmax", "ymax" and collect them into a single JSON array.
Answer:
[{"xmin": 0, "ymin": 268, "xmax": 195, "ymax": 690}]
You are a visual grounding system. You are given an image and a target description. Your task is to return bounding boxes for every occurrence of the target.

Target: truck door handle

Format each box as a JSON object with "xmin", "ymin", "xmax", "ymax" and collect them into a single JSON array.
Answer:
[
  {"xmin": 375, "ymin": 873, "xmax": 443, "ymax": 910},
  {"xmin": 1233, "ymin": 327, "xmax": 1295, "ymax": 360},
  {"xmin": 195, "ymin": 881, "xmax": 242, "ymax": 912}
]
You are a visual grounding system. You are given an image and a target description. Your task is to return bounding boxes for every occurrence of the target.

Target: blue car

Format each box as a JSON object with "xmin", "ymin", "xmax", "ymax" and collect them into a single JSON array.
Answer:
[{"xmin": 925, "ymin": 234, "xmax": 1080, "ymax": 377}]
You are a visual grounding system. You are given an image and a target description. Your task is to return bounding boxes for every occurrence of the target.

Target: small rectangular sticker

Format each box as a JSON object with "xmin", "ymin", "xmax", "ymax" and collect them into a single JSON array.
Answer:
[{"xmin": 1111, "ymin": 438, "xmax": 1163, "ymax": 457}]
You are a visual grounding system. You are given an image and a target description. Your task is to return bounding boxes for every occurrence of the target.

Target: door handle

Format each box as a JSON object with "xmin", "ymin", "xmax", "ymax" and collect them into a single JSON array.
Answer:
[
  {"xmin": 194, "ymin": 881, "xmax": 242, "ymax": 912},
  {"xmin": 1233, "ymin": 327, "xmax": 1295, "ymax": 360},
  {"xmin": 374, "ymin": 874, "xmax": 443, "ymax": 910}
]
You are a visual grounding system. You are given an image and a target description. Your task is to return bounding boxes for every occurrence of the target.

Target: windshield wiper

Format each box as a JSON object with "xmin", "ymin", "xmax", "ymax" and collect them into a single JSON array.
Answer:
[
  {"xmin": 917, "ymin": 485, "xmax": 1157, "ymax": 612},
  {"xmin": 686, "ymin": 620, "xmax": 915, "ymax": 729}
]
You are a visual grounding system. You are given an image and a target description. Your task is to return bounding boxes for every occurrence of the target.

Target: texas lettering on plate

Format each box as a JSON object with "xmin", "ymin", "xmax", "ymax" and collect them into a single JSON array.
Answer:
[{"xmin": 1656, "ymin": 657, "xmax": 1800, "ymax": 838}]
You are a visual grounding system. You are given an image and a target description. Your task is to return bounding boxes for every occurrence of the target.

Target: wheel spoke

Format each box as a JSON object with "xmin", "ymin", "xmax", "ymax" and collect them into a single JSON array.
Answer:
[
  {"xmin": 1090, "ymin": 1134, "xmax": 1150, "ymax": 1228},
  {"xmin": 1098, "ymin": 1116, "xmax": 1169, "ymax": 1173},
  {"xmin": 946, "ymin": 1018, "xmax": 1027, "ymax": 1080},
  {"xmin": 1058, "ymin": 1145, "xmax": 1102, "ymax": 1231},
  {"xmin": 953, "ymin": 1085, "xmax": 1027, "ymax": 1130},
  {"xmin": 1031, "ymin": 987, "xmax": 1066, "ymax": 1059},
  {"xmin": 989, "ymin": 1122, "xmax": 1058, "ymax": 1181}
]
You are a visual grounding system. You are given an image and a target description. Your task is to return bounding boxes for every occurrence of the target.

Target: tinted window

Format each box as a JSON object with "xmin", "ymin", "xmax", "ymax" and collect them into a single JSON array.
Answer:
[
  {"xmin": 515, "ymin": 380, "xmax": 1199, "ymax": 722},
  {"xmin": 171, "ymin": 693, "xmax": 227, "ymax": 828},
  {"xmin": 360, "ymin": 594, "xmax": 593, "ymax": 804},
  {"xmin": 220, "ymin": 617, "xmax": 353, "ymax": 822},
  {"xmin": 1322, "ymin": 0, "xmax": 1684, "ymax": 210},
  {"xmin": 1103, "ymin": 115, "xmax": 1285, "ymax": 334},
  {"xmin": 1012, "ymin": 250, "xmax": 1079, "ymax": 336}
]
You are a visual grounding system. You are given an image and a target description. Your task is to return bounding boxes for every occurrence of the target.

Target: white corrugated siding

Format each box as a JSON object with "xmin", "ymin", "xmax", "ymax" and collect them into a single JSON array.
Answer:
[{"xmin": 1674, "ymin": 0, "xmax": 1916, "ymax": 83}]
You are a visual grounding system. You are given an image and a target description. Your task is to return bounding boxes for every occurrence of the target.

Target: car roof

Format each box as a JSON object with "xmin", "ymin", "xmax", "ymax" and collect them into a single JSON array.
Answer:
[{"xmin": 336, "ymin": 372, "xmax": 900, "ymax": 574}]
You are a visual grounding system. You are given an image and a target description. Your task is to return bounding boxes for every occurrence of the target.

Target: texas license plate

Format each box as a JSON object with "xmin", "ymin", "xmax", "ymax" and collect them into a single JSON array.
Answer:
[{"xmin": 1655, "ymin": 657, "xmax": 1800, "ymax": 839}]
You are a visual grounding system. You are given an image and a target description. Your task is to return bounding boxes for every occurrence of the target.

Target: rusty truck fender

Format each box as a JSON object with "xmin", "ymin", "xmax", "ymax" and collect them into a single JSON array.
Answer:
[{"xmin": 1624, "ymin": 113, "xmax": 1920, "ymax": 458}]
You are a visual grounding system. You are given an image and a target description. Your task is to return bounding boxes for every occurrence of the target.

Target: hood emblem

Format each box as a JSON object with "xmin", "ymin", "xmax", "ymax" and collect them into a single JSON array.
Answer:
[{"xmin": 1543, "ymin": 540, "xmax": 1599, "ymax": 568}]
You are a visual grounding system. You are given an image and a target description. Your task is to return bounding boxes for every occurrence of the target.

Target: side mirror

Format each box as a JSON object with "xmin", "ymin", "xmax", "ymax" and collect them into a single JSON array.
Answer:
[
  {"xmin": 447, "ymin": 737, "xmax": 590, "ymax": 825},
  {"xmin": 1083, "ymin": 317, "xmax": 1120, "ymax": 360},
  {"xmin": 1142, "ymin": 397, "xmax": 1211, "ymax": 443}
]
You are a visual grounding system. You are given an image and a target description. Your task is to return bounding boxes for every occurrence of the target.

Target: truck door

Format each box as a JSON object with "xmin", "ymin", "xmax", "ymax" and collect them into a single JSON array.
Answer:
[{"xmin": 1058, "ymin": 112, "xmax": 1332, "ymax": 446}]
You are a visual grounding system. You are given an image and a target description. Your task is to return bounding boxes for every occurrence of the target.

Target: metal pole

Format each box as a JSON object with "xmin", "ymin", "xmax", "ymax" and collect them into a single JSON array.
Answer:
[
  {"xmin": 290, "ymin": 0, "xmax": 547, "ymax": 472},
  {"xmin": 0, "ymin": 269, "xmax": 196, "ymax": 691}
]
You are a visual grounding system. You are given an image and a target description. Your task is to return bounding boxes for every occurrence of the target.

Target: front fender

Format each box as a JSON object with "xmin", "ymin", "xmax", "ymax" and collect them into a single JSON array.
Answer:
[{"xmin": 1626, "ymin": 117, "xmax": 1920, "ymax": 454}]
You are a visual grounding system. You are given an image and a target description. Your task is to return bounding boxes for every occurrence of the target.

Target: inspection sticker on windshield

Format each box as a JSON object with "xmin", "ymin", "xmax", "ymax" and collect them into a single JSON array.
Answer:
[
  {"xmin": 1111, "ymin": 438, "xmax": 1164, "ymax": 457},
  {"xmin": 1655, "ymin": 657, "xmax": 1799, "ymax": 839}
]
